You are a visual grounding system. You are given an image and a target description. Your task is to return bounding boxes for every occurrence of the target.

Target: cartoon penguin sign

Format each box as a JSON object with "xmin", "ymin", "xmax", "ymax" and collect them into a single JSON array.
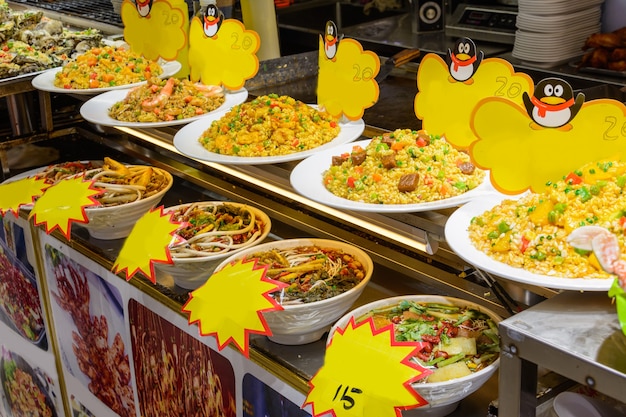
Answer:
[
  {"xmin": 323, "ymin": 20, "xmax": 341, "ymax": 61},
  {"xmin": 203, "ymin": 4, "xmax": 224, "ymax": 38},
  {"xmin": 446, "ymin": 37, "xmax": 483, "ymax": 84},
  {"xmin": 522, "ymin": 77, "xmax": 585, "ymax": 130},
  {"xmin": 135, "ymin": 0, "xmax": 153, "ymax": 17}
]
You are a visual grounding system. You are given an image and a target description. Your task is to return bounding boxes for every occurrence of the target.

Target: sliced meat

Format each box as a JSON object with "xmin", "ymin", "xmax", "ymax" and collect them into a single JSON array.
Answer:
[
  {"xmin": 351, "ymin": 149, "xmax": 367, "ymax": 166},
  {"xmin": 332, "ymin": 154, "xmax": 348, "ymax": 166},
  {"xmin": 381, "ymin": 134, "xmax": 395, "ymax": 149},
  {"xmin": 398, "ymin": 173, "xmax": 419, "ymax": 192},
  {"xmin": 458, "ymin": 161, "xmax": 475, "ymax": 175},
  {"xmin": 381, "ymin": 154, "xmax": 397, "ymax": 169}
]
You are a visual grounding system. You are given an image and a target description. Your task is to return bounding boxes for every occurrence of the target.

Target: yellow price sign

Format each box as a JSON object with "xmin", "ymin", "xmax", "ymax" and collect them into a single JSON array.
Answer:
[
  {"xmin": 182, "ymin": 259, "xmax": 287, "ymax": 357},
  {"xmin": 121, "ymin": 0, "xmax": 188, "ymax": 62},
  {"xmin": 29, "ymin": 176, "xmax": 102, "ymax": 240},
  {"xmin": 317, "ymin": 22, "xmax": 379, "ymax": 121},
  {"xmin": 113, "ymin": 207, "xmax": 182, "ymax": 283},
  {"xmin": 0, "ymin": 177, "xmax": 48, "ymax": 217},
  {"xmin": 188, "ymin": 11, "xmax": 260, "ymax": 91},
  {"xmin": 470, "ymin": 89, "xmax": 626, "ymax": 194},
  {"xmin": 415, "ymin": 38, "xmax": 534, "ymax": 150},
  {"xmin": 304, "ymin": 317, "xmax": 430, "ymax": 417}
]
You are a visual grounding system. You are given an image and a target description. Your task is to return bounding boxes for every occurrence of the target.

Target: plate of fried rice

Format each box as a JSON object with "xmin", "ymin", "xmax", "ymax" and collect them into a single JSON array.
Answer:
[
  {"xmin": 31, "ymin": 45, "xmax": 181, "ymax": 95},
  {"xmin": 289, "ymin": 131, "xmax": 494, "ymax": 213},
  {"xmin": 445, "ymin": 179, "xmax": 617, "ymax": 291},
  {"xmin": 173, "ymin": 94, "xmax": 365, "ymax": 165},
  {"xmin": 79, "ymin": 81, "xmax": 248, "ymax": 128}
]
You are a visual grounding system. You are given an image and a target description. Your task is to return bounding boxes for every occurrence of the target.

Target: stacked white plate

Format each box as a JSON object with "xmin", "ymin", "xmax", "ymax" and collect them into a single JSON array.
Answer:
[{"xmin": 513, "ymin": 0, "xmax": 605, "ymax": 67}]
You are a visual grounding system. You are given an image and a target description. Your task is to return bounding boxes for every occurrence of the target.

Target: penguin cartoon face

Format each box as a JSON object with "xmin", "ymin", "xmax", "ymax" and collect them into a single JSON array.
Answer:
[
  {"xmin": 454, "ymin": 38, "xmax": 476, "ymax": 61},
  {"xmin": 135, "ymin": 0, "xmax": 153, "ymax": 17},
  {"xmin": 535, "ymin": 78, "xmax": 574, "ymax": 105},
  {"xmin": 446, "ymin": 37, "xmax": 483, "ymax": 83},
  {"xmin": 323, "ymin": 20, "xmax": 339, "ymax": 61},
  {"xmin": 522, "ymin": 77, "xmax": 585, "ymax": 128},
  {"xmin": 203, "ymin": 4, "xmax": 224, "ymax": 38}
]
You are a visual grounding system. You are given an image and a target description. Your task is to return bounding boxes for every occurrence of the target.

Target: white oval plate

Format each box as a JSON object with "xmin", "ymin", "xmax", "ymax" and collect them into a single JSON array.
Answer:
[
  {"xmin": 444, "ymin": 194, "xmax": 613, "ymax": 291},
  {"xmin": 289, "ymin": 139, "xmax": 496, "ymax": 213},
  {"xmin": 80, "ymin": 87, "xmax": 248, "ymax": 128},
  {"xmin": 31, "ymin": 60, "xmax": 181, "ymax": 95},
  {"xmin": 173, "ymin": 109, "xmax": 365, "ymax": 165}
]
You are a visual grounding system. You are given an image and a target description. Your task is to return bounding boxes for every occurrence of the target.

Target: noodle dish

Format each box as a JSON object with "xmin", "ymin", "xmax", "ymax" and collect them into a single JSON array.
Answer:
[
  {"xmin": 83, "ymin": 157, "xmax": 171, "ymax": 207},
  {"xmin": 75, "ymin": 157, "xmax": 173, "ymax": 240},
  {"xmin": 329, "ymin": 295, "xmax": 502, "ymax": 416},
  {"xmin": 156, "ymin": 201, "xmax": 272, "ymax": 289},
  {"xmin": 214, "ymin": 238, "xmax": 373, "ymax": 345}
]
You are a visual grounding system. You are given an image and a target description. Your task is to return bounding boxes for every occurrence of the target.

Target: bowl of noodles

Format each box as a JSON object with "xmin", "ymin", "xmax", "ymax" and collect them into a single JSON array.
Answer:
[
  {"xmin": 213, "ymin": 238, "xmax": 374, "ymax": 345},
  {"xmin": 155, "ymin": 201, "xmax": 272, "ymax": 289},
  {"xmin": 329, "ymin": 295, "xmax": 502, "ymax": 417},
  {"xmin": 79, "ymin": 157, "xmax": 173, "ymax": 240}
]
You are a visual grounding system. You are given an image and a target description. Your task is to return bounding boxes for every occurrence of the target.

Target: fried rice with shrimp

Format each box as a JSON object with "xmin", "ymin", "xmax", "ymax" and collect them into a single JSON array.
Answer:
[
  {"xmin": 198, "ymin": 93, "xmax": 341, "ymax": 157},
  {"xmin": 53, "ymin": 45, "xmax": 163, "ymax": 89},
  {"xmin": 323, "ymin": 129, "xmax": 485, "ymax": 204},
  {"xmin": 468, "ymin": 159, "xmax": 626, "ymax": 279},
  {"xmin": 108, "ymin": 77, "xmax": 225, "ymax": 123}
]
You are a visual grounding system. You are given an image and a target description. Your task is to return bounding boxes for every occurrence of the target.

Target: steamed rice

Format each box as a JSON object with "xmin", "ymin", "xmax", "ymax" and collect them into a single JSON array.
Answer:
[
  {"xmin": 323, "ymin": 129, "xmax": 485, "ymax": 204},
  {"xmin": 468, "ymin": 159, "xmax": 626, "ymax": 278}
]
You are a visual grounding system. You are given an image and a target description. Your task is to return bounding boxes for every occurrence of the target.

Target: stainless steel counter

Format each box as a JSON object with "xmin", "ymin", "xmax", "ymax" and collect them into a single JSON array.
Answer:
[{"xmin": 499, "ymin": 291, "xmax": 626, "ymax": 416}]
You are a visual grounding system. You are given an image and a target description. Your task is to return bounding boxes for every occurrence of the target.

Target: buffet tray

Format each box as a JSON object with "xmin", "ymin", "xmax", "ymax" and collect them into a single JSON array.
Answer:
[
  {"xmin": 0, "ymin": 69, "xmax": 49, "ymax": 89},
  {"xmin": 569, "ymin": 60, "xmax": 626, "ymax": 79}
]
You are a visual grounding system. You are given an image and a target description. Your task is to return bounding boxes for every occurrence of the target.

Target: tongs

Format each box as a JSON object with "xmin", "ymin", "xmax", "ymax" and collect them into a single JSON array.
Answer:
[{"xmin": 471, "ymin": 267, "xmax": 523, "ymax": 316}]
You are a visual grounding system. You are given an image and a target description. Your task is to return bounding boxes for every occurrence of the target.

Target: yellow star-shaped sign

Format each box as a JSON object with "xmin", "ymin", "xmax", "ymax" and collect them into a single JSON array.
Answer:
[
  {"xmin": 305, "ymin": 317, "xmax": 431, "ymax": 417},
  {"xmin": 29, "ymin": 176, "xmax": 101, "ymax": 240},
  {"xmin": 182, "ymin": 258, "xmax": 288, "ymax": 357},
  {"xmin": 113, "ymin": 206, "xmax": 182, "ymax": 283},
  {"xmin": 0, "ymin": 177, "xmax": 49, "ymax": 217}
]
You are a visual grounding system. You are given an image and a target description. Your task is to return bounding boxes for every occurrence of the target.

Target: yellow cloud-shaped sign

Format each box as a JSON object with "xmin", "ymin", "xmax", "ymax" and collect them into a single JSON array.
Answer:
[
  {"xmin": 188, "ymin": 18, "xmax": 259, "ymax": 90},
  {"xmin": 414, "ymin": 53, "xmax": 534, "ymax": 150},
  {"xmin": 317, "ymin": 37, "xmax": 380, "ymax": 120},
  {"xmin": 122, "ymin": 0, "xmax": 188, "ymax": 62},
  {"xmin": 470, "ymin": 97, "xmax": 626, "ymax": 194}
]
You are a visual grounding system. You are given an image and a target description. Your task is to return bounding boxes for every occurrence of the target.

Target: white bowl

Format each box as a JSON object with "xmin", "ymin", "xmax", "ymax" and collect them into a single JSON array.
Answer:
[
  {"xmin": 214, "ymin": 238, "xmax": 374, "ymax": 345},
  {"xmin": 155, "ymin": 201, "xmax": 272, "ymax": 289},
  {"xmin": 81, "ymin": 166, "xmax": 173, "ymax": 240},
  {"xmin": 329, "ymin": 295, "xmax": 502, "ymax": 417}
]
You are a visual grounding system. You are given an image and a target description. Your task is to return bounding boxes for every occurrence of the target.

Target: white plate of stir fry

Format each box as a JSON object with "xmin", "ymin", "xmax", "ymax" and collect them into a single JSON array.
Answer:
[
  {"xmin": 445, "ymin": 194, "xmax": 614, "ymax": 291},
  {"xmin": 80, "ymin": 82, "xmax": 248, "ymax": 128},
  {"xmin": 31, "ymin": 59, "xmax": 182, "ymax": 95}
]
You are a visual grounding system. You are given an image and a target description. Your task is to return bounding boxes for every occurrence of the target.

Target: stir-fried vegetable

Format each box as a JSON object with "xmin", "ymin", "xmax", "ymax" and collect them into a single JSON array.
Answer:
[
  {"xmin": 358, "ymin": 300, "xmax": 500, "ymax": 382},
  {"xmin": 239, "ymin": 245, "xmax": 367, "ymax": 304}
]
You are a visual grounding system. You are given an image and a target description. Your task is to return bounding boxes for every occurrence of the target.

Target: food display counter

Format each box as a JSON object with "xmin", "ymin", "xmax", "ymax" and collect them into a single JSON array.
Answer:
[{"xmin": 2, "ymin": 2, "xmax": 626, "ymax": 417}]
